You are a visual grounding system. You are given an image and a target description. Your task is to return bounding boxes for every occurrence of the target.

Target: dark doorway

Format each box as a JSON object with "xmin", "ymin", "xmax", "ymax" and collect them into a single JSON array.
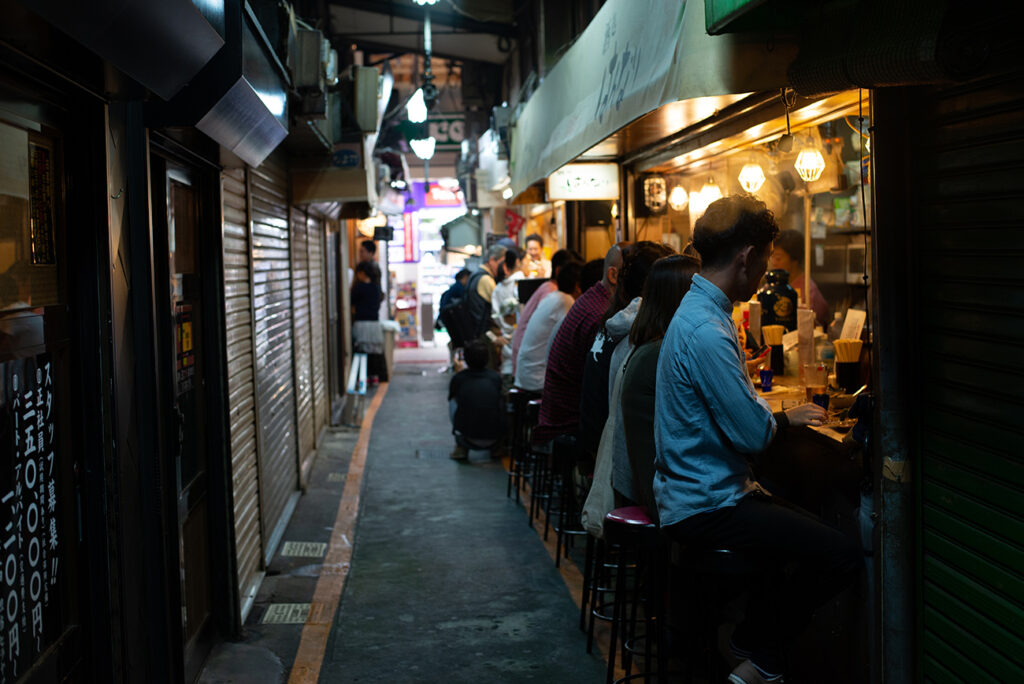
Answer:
[{"xmin": 152, "ymin": 161, "xmax": 216, "ymax": 681}]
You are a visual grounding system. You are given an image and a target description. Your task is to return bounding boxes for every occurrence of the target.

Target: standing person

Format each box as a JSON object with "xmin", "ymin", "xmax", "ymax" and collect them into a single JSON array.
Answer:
[
  {"xmin": 437, "ymin": 269, "xmax": 471, "ymax": 369},
  {"xmin": 491, "ymin": 247, "xmax": 526, "ymax": 385},
  {"xmin": 532, "ymin": 244, "xmax": 623, "ymax": 447},
  {"xmin": 770, "ymin": 229, "xmax": 828, "ymax": 326},
  {"xmin": 523, "ymin": 233, "xmax": 551, "ymax": 278},
  {"xmin": 510, "ymin": 249, "xmax": 581, "ymax": 374},
  {"xmin": 513, "ymin": 261, "xmax": 582, "ymax": 393},
  {"xmin": 448, "ymin": 339, "xmax": 504, "ymax": 461},
  {"xmin": 464, "ymin": 244, "xmax": 507, "ymax": 366},
  {"xmin": 351, "ymin": 260, "xmax": 386, "ymax": 383},
  {"xmin": 654, "ymin": 195, "xmax": 860, "ymax": 684}
]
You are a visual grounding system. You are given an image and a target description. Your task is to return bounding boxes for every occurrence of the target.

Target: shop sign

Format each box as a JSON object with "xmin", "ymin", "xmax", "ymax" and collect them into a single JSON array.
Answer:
[
  {"xmin": 1, "ymin": 355, "xmax": 60, "ymax": 681},
  {"xmin": 428, "ymin": 114, "xmax": 465, "ymax": 151},
  {"xmin": 405, "ymin": 181, "xmax": 465, "ymax": 212},
  {"xmin": 403, "ymin": 214, "xmax": 419, "ymax": 263},
  {"xmin": 331, "ymin": 144, "xmax": 362, "ymax": 168},
  {"xmin": 505, "ymin": 210, "xmax": 526, "ymax": 242},
  {"xmin": 547, "ymin": 163, "xmax": 620, "ymax": 201}
]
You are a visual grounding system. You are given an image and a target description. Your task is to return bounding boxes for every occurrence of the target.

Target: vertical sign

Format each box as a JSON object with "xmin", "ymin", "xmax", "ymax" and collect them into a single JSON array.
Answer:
[
  {"xmin": 28, "ymin": 144, "xmax": 56, "ymax": 266},
  {"xmin": 175, "ymin": 304, "xmax": 195, "ymax": 396},
  {"xmin": 1, "ymin": 355, "xmax": 59, "ymax": 682}
]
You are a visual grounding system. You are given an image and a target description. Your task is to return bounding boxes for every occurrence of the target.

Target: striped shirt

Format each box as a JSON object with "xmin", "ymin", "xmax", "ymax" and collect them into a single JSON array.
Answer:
[{"xmin": 533, "ymin": 281, "xmax": 611, "ymax": 444}]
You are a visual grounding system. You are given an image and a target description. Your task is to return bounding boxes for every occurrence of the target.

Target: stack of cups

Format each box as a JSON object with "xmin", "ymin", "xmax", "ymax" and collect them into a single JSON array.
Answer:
[
  {"xmin": 762, "ymin": 325, "xmax": 786, "ymax": 375},
  {"xmin": 834, "ymin": 338, "xmax": 863, "ymax": 392}
]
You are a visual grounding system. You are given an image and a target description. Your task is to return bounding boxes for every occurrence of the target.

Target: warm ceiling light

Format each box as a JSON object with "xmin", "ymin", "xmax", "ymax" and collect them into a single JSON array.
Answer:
[
  {"xmin": 410, "ymin": 136, "xmax": 436, "ymax": 160},
  {"xmin": 738, "ymin": 163, "xmax": 766, "ymax": 193},
  {"xmin": 406, "ymin": 88, "xmax": 428, "ymax": 123},
  {"xmin": 794, "ymin": 147, "xmax": 826, "ymax": 182},
  {"xmin": 700, "ymin": 177, "xmax": 723, "ymax": 205},
  {"xmin": 668, "ymin": 185, "xmax": 688, "ymax": 211}
]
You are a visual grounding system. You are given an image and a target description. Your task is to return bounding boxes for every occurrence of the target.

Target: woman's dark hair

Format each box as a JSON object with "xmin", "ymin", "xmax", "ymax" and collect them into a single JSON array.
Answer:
[
  {"xmin": 550, "ymin": 248, "xmax": 582, "ymax": 278},
  {"xmin": 629, "ymin": 254, "xmax": 702, "ymax": 347},
  {"xmin": 503, "ymin": 246, "xmax": 521, "ymax": 271},
  {"xmin": 556, "ymin": 260, "xmax": 583, "ymax": 295},
  {"xmin": 600, "ymin": 240, "xmax": 675, "ymax": 326},
  {"xmin": 772, "ymin": 229, "xmax": 804, "ymax": 267},
  {"xmin": 355, "ymin": 260, "xmax": 376, "ymax": 278},
  {"xmin": 579, "ymin": 259, "xmax": 604, "ymax": 292},
  {"xmin": 463, "ymin": 339, "xmax": 490, "ymax": 370},
  {"xmin": 360, "ymin": 239, "xmax": 377, "ymax": 255},
  {"xmin": 692, "ymin": 195, "xmax": 778, "ymax": 269}
]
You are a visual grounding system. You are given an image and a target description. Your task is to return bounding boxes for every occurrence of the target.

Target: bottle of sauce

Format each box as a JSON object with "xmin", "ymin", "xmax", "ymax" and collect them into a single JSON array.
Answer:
[{"xmin": 758, "ymin": 269, "xmax": 799, "ymax": 332}]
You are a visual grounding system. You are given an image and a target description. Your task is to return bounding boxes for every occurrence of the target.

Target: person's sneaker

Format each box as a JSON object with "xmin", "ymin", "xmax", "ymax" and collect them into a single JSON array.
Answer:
[
  {"xmin": 449, "ymin": 446, "xmax": 468, "ymax": 461},
  {"xmin": 728, "ymin": 659, "xmax": 785, "ymax": 684}
]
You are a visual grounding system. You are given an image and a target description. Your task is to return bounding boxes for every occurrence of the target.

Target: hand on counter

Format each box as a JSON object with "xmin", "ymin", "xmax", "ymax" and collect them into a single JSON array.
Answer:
[{"xmin": 785, "ymin": 403, "xmax": 827, "ymax": 427}]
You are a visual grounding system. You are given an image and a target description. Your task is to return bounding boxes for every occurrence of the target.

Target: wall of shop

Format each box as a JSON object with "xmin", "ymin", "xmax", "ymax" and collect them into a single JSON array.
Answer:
[{"xmin": 874, "ymin": 70, "xmax": 1024, "ymax": 682}]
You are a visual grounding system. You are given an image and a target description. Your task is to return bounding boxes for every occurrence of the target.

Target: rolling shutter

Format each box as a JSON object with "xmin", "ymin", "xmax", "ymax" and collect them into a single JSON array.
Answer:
[
  {"xmin": 250, "ymin": 158, "xmax": 299, "ymax": 560},
  {"xmin": 308, "ymin": 214, "xmax": 329, "ymax": 437},
  {"xmin": 914, "ymin": 72, "xmax": 1024, "ymax": 681},
  {"xmin": 221, "ymin": 167, "xmax": 263, "ymax": 611},
  {"xmin": 291, "ymin": 206, "xmax": 315, "ymax": 477}
]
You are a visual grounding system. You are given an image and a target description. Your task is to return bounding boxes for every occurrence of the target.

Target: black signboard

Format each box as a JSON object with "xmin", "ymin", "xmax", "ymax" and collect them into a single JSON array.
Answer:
[
  {"xmin": 0, "ymin": 355, "xmax": 60, "ymax": 682},
  {"xmin": 28, "ymin": 144, "xmax": 56, "ymax": 267}
]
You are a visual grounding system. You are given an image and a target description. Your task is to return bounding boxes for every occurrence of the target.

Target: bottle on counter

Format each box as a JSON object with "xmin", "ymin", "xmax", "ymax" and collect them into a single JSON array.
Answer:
[
  {"xmin": 757, "ymin": 269, "xmax": 799, "ymax": 332},
  {"xmin": 828, "ymin": 311, "xmax": 844, "ymax": 341}
]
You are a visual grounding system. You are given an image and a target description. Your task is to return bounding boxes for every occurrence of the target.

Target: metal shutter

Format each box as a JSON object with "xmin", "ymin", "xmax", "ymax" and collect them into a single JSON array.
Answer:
[
  {"xmin": 307, "ymin": 214, "xmax": 329, "ymax": 437},
  {"xmin": 914, "ymin": 72, "xmax": 1024, "ymax": 681},
  {"xmin": 291, "ymin": 206, "xmax": 315, "ymax": 476},
  {"xmin": 250, "ymin": 158, "xmax": 299, "ymax": 560},
  {"xmin": 221, "ymin": 168, "xmax": 263, "ymax": 612}
]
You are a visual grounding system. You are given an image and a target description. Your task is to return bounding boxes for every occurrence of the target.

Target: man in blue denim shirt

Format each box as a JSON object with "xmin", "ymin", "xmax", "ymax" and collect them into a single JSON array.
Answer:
[{"xmin": 655, "ymin": 196, "xmax": 860, "ymax": 684}]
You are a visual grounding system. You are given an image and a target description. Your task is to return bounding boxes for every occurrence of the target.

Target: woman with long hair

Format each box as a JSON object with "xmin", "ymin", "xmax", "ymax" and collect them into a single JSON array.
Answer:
[{"xmin": 619, "ymin": 254, "xmax": 701, "ymax": 516}]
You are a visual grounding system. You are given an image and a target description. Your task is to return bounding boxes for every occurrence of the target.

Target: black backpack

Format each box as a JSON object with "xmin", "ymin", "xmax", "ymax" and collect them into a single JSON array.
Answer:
[{"xmin": 438, "ymin": 270, "xmax": 487, "ymax": 348}]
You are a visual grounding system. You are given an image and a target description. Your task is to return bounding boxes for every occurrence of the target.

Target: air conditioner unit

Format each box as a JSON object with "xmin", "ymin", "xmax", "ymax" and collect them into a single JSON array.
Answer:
[{"xmin": 295, "ymin": 29, "xmax": 324, "ymax": 89}]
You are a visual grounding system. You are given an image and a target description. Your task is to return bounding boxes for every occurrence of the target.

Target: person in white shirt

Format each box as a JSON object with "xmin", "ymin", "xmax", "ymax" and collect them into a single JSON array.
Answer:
[
  {"xmin": 513, "ymin": 261, "xmax": 581, "ymax": 392},
  {"xmin": 491, "ymin": 247, "xmax": 526, "ymax": 383}
]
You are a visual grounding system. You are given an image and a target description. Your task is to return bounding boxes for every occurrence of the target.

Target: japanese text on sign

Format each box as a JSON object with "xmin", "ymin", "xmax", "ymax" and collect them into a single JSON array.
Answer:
[{"xmin": 1, "ymin": 356, "xmax": 59, "ymax": 683}]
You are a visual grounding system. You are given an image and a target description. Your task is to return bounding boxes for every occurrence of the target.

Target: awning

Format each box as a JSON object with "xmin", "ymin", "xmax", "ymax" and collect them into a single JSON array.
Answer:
[{"xmin": 509, "ymin": 0, "xmax": 796, "ymax": 195}]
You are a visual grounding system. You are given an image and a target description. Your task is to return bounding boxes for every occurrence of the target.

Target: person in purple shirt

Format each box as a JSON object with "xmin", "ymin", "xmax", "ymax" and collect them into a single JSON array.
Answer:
[
  {"xmin": 655, "ymin": 196, "xmax": 860, "ymax": 684},
  {"xmin": 770, "ymin": 229, "xmax": 829, "ymax": 327}
]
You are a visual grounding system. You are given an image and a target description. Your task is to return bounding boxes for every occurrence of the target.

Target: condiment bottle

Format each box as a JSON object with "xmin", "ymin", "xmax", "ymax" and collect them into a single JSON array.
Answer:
[{"xmin": 757, "ymin": 269, "xmax": 799, "ymax": 332}]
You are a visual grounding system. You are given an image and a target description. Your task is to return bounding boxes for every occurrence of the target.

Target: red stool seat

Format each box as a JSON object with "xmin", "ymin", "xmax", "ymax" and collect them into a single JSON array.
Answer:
[{"xmin": 605, "ymin": 506, "xmax": 655, "ymax": 527}]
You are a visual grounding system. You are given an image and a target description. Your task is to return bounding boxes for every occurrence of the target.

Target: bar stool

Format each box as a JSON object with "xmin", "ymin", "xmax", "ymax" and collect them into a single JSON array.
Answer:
[
  {"xmin": 603, "ymin": 506, "xmax": 676, "ymax": 684},
  {"xmin": 524, "ymin": 399, "xmax": 549, "ymax": 525},
  {"xmin": 506, "ymin": 388, "xmax": 539, "ymax": 501},
  {"xmin": 548, "ymin": 435, "xmax": 587, "ymax": 567}
]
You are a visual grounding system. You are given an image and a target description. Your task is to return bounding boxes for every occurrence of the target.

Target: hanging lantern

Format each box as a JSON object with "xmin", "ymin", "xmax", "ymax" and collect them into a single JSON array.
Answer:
[
  {"xmin": 668, "ymin": 185, "xmax": 688, "ymax": 211},
  {"xmin": 794, "ymin": 147, "xmax": 826, "ymax": 182},
  {"xmin": 700, "ymin": 177, "xmax": 723, "ymax": 205},
  {"xmin": 738, "ymin": 163, "xmax": 766, "ymax": 193},
  {"xmin": 406, "ymin": 88, "xmax": 428, "ymax": 123}
]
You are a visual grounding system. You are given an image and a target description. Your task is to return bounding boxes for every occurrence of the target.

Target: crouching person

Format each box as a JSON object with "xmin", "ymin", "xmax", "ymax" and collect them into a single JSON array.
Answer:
[{"xmin": 449, "ymin": 339, "xmax": 504, "ymax": 461}]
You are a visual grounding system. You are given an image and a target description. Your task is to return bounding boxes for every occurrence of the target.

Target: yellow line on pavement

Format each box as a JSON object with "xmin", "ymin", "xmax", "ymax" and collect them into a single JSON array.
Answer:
[{"xmin": 288, "ymin": 384, "xmax": 389, "ymax": 684}]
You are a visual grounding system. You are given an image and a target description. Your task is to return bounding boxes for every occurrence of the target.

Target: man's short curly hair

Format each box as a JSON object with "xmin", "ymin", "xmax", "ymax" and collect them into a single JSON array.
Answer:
[{"xmin": 692, "ymin": 195, "xmax": 779, "ymax": 269}]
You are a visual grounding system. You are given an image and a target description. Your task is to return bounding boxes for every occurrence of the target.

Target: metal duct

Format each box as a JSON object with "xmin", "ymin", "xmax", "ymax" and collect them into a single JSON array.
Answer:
[
  {"xmin": 22, "ymin": 0, "xmax": 224, "ymax": 100},
  {"xmin": 153, "ymin": 1, "xmax": 289, "ymax": 168},
  {"xmin": 787, "ymin": 0, "xmax": 993, "ymax": 96}
]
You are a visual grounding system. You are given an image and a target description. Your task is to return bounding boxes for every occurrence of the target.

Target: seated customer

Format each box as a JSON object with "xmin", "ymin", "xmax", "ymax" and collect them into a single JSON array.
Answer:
[
  {"xmin": 513, "ymin": 261, "xmax": 582, "ymax": 392},
  {"xmin": 449, "ymin": 340, "xmax": 504, "ymax": 461},
  {"xmin": 655, "ymin": 195, "xmax": 860, "ymax": 684},
  {"xmin": 510, "ymin": 249, "xmax": 582, "ymax": 375},
  {"xmin": 619, "ymin": 254, "xmax": 701, "ymax": 519}
]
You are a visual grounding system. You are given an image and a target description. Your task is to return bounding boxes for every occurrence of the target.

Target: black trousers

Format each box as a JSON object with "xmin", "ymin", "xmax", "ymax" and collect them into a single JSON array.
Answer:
[{"xmin": 663, "ymin": 491, "xmax": 861, "ymax": 666}]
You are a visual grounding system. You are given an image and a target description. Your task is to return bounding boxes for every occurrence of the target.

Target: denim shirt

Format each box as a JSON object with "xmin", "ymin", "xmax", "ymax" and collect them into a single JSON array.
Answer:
[{"xmin": 653, "ymin": 274, "xmax": 776, "ymax": 527}]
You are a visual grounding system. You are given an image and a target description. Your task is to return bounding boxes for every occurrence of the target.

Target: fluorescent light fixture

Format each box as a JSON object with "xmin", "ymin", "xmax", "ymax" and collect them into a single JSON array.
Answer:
[
  {"xmin": 406, "ymin": 88, "xmax": 428, "ymax": 123},
  {"xmin": 410, "ymin": 136, "xmax": 436, "ymax": 160},
  {"xmin": 412, "ymin": 0, "xmax": 439, "ymax": 4},
  {"xmin": 502, "ymin": 187, "xmax": 514, "ymax": 200}
]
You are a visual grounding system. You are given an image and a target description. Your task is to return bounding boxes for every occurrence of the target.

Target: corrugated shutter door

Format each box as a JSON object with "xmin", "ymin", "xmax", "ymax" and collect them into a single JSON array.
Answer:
[
  {"xmin": 308, "ymin": 215, "xmax": 329, "ymax": 436},
  {"xmin": 250, "ymin": 159, "xmax": 299, "ymax": 556},
  {"xmin": 291, "ymin": 207, "xmax": 315, "ymax": 467},
  {"xmin": 915, "ymin": 73, "xmax": 1024, "ymax": 681},
  {"xmin": 222, "ymin": 168, "xmax": 263, "ymax": 607}
]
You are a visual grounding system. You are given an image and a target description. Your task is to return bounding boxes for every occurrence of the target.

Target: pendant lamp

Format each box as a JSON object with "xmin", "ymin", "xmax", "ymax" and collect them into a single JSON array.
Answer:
[
  {"xmin": 738, "ymin": 163, "xmax": 766, "ymax": 193},
  {"xmin": 794, "ymin": 147, "xmax": 826, "ymax": 182},
  {"xmin": 668, "ymin": 185, "xmax": 688, "ymax": 211}
]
